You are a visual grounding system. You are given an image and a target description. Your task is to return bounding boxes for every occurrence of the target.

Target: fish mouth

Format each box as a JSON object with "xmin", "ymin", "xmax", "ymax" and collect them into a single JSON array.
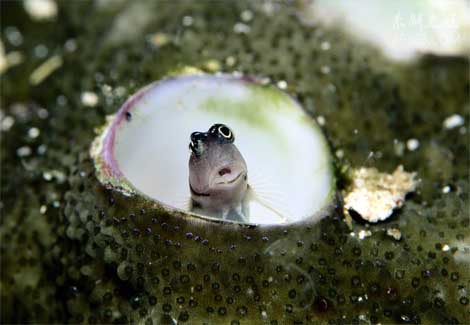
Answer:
[
  {"xmin": 191, "ymin": 172, "xmax": 245, "ymax": 197},
  {"xmin": 189, "ymin": 183, "xmax": 211, "ymax": 197},
  {"xmin": 215, "ymin": 171, "xmax": 244, "ymax": 185}
]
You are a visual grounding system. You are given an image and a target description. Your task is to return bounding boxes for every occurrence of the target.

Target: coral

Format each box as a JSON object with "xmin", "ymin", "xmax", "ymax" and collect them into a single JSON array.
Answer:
[{"xmin": 1, "ymin": 1, "xmax": 468, "ymax": 323}]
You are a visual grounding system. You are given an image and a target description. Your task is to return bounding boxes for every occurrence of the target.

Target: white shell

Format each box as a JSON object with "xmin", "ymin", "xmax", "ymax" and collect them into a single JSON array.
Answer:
[{"xmin": 92, "ymin": 74, "xmax": 334, "ymax": 225}]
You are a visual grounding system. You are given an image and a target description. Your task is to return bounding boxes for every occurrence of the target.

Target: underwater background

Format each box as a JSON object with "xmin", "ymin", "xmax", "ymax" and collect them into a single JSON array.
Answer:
[{"xmin": 1, "ymin": 1, "xmax": 469, "ymax": 324}]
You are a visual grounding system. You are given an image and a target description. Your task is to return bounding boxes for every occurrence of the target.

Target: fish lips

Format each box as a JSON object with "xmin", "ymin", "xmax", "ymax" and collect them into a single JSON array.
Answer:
[{"xmin": 209, "ymin": 163, "xmax": 247, "ymax": 188}]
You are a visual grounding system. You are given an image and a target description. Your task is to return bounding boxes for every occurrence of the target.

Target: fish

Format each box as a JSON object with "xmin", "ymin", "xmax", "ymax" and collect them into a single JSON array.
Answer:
[{"xmin": 188, "ymin": 123, "xmax": 291, "ymax": 223}]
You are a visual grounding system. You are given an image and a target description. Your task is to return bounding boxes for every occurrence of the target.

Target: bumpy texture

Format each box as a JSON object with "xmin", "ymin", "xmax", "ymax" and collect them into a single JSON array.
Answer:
[{"xmin": 1, "ymin": 1, "xmax": 468, "ymax": 324}]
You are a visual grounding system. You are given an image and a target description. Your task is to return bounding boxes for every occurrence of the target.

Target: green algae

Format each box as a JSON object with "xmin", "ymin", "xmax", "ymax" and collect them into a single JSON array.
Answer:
[
  {"xmin": 200, "ymin": 82, "xmax": 302, "ymax": 154},
  {"xmin": 1, "ymin": 0, "xmax": 469, "ymax": 324},
  {"xmin": 201, "ymin": 87, "xmax": 278, "ymax": 131}
]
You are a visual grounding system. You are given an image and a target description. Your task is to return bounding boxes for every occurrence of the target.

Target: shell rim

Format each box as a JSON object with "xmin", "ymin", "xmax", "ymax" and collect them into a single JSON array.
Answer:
[{"xmin": 90, "ymin": 72, "xmax": 336, "ymax": 228}]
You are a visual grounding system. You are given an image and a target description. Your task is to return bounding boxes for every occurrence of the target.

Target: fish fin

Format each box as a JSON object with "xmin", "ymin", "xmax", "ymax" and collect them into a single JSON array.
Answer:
[
  {"xmin": 246, "ymin": 186, "xmax": 293, "ymax": 224},
  {"xmin": 234, "ymin": 205, "xmax": 249, "ymax": 223},
  {"xmin": 221, "ymin": 209, "xmax": 230, "ymax": 220},
  {"xmin": 248, "ymin": 167, "xmax": 287, "ymax": 202},
  {"xmin": 248, "ymin": 167, "xmax": 282, "ymax": 194},
  {"xmin": 246, "ymin": 165, "xmax": 294, "ymax": 223}
]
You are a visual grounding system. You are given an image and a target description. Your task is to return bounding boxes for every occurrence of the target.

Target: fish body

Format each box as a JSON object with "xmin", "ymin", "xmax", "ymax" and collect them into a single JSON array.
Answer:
[
  {"xmin": 188, "ymin": 123, "xmax": 292, "ymax": 224},
  {"xmin": 188, "ymin": 124, "xmax": 249, "ymax": 221}
]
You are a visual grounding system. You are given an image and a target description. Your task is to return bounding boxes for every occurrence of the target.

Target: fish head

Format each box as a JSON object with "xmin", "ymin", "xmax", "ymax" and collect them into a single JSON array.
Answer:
[{"xmin": 188, "ymin": 124, "xmax": 248, "ymax": 208}]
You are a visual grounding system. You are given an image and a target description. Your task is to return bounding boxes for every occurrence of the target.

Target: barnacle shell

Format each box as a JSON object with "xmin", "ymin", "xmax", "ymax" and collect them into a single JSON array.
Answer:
[{"xmin": 91, "ymin": 73, "xmax": 336, "ymax": 226}]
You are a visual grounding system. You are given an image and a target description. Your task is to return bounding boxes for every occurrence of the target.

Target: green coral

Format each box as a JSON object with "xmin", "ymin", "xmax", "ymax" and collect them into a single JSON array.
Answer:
[{"xmin": 1, "ymin": 0, "xmax": 468, "ymax": 324}]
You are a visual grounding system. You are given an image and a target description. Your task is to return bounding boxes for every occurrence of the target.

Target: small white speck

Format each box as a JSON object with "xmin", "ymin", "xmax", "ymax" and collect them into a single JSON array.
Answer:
[
  {"xmin": 11, "ymin": 104, "xmax": 28, "ymax": 119},
  {"xmin": 321, "ymin": 65, "xmax": 331, "ymax": 74},
  {"xmin": 24, "ymin": 0, "xmax": 58, "ymax": 20},
  {"xmin": 443, "ymin": 114, "xmax": 464, "ymax": 129},
  {"xmin": 81, "ymin": 91, "xmax": 99, "ymax": 107},
  {"xmin": 28, "ymin": 127, "xmax": 40, "ymax": 138},
  {"xmin": 262, "ymin": 1, "xmax": 276, "ymax": 15},
  {"xmin": 56, "ymin": 95, "xmax": 67, "ymax": 106},
  {"xmin": 320, "ymin": 41, "xmax": 331, "ymax": 50},
  {"xmin": 234, "ymin": 22, "xmax": 251, "ymax": 34},
  {"xmin": 182, "ymin": 16, "xmax": 193, "ymax": 26},
  {"xmin": 350, "ymin": 232, "xmax": 356, "ymax": 237},
  {"xmin": 358, "ymin": 229, "xmax": 372, "ymax": 240},
  {"xmin": 52, "ymin": 200, "xmax": 60, "ymax": 208},
  {"xmin": 225, "ymin": 56, "xmax": 236, "ymax": 67},
  {"xmin": 37, "ymin": 108, "xmax": 49, "ymax": 119},
  {"xmin": 260, "ymin": 77, "xmax": 271, "ymax": 85},
  {"xmin": 101, "ymin": 84, "xmax": 113, "ymax": 96},
  {"xmin": 17, "ymin": 146, "xmax": 32, "ymax": 157},
  {"xmin": 386, "ymin": 228, "xmax": 402, "ymax": 241},
  {"xmin": 316, "ymin": 115, "xmax": 325, "ymax": 126},
  {"xmin": 54, "ymin": 170, "xmax": 66, "ymax": 183},
  {"xmin": 5, "ymin": 27, "xmax": 23, "ymax": 46},
  {"xmin": 241, "ymin": 10, "xmax": 253, "ymax": 22},
  {"xmin": 261, "ymin": 311, "xmax": 268, "ymax": 319},
  {"xmin": 406, "ymin": 138, "xmax": 419, "ymax": 151},
  {"xmin": 335, "ymin": 149, "xmax": 344, "ymax": 159},
  {"xmin": 277, "ymin": 80, "xmax": 287, "ymax": 90},
  {"xmin": 232, "ymin": 71, "xmax": 243, "ymax": 78},
  {"xmin": 40, "ymin": 205, "xmax": 47, "ymax": 214},
  {"xmin": 1, "ymin": 116, "xmax": 15, "ymax": 131},
  {"xmin": 1, "ymin": 50, "xmax": 23, "ymax": 74},
  {"xmin": 393, "ymin": 139, "xmax": 405, "ymax": 156},
  {"xmin": 114, "ymin": 86, "xmax": 126, "ymax": 97},
  {"xmin": 34, "ymin": 44, "xmax": 49, "ymax": 58},
  {"xmin": 43, "ymin": 172, "xmax": 53, "ymax": 181},
  {"xmin": 353, "ymin": 129, "xmax": 358, "ymax": 134},
  {"xmin": 37, "ymin": 144, "xmax": 47, "ymax": 155},
  {"xmin": 205, "ymin": 59, "xmax": 220, "ymax": 72},
  {"xmin": 442, "ymin": 244, "xmax": 450, "ymax": 252},
  {"xmin": 442, "ymin": 186, "xmax": 451, "ymax": 193},
  {"xmin": 64, "ymin": 39, "xmax": 77, "ymax": 52}
]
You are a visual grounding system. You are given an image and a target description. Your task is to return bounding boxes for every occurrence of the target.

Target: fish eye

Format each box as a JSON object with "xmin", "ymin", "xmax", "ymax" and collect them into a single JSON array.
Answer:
[
  {"xmin": 218, "ymin": 125, "xmax": 233, "ymax": 140},
  {"xmin": 189, "ymin": 140, "xmax": 204, "ymax": 156},
  {"xmin": 190, "ymin": 132, "xmax": 207, "ymax": 156},
  {"xmin": 208, "ymin": 124, "xmax": 220, "ymax": 135},
  {"xmin": 189, "ymin": 141, "xmax": 196, "ymax": 153},
  {"xmin": 208, "ymin": 124, "xmax": 234, "ymax": 142},
  {"xmin": 191, "ymin": 132, "xmax": 205, "ymax": 142}
]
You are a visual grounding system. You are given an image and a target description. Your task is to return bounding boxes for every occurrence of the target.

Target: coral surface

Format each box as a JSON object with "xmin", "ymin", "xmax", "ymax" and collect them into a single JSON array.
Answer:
[{"xmin": 1, "ymin": 1, "xmax": 468, "ymax": 324}]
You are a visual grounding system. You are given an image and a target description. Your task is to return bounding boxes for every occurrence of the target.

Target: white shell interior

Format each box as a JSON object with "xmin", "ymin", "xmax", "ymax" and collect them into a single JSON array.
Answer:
[{"xmin": 112, "ymin": 75, "xmax": 333, "ymax": 225}]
